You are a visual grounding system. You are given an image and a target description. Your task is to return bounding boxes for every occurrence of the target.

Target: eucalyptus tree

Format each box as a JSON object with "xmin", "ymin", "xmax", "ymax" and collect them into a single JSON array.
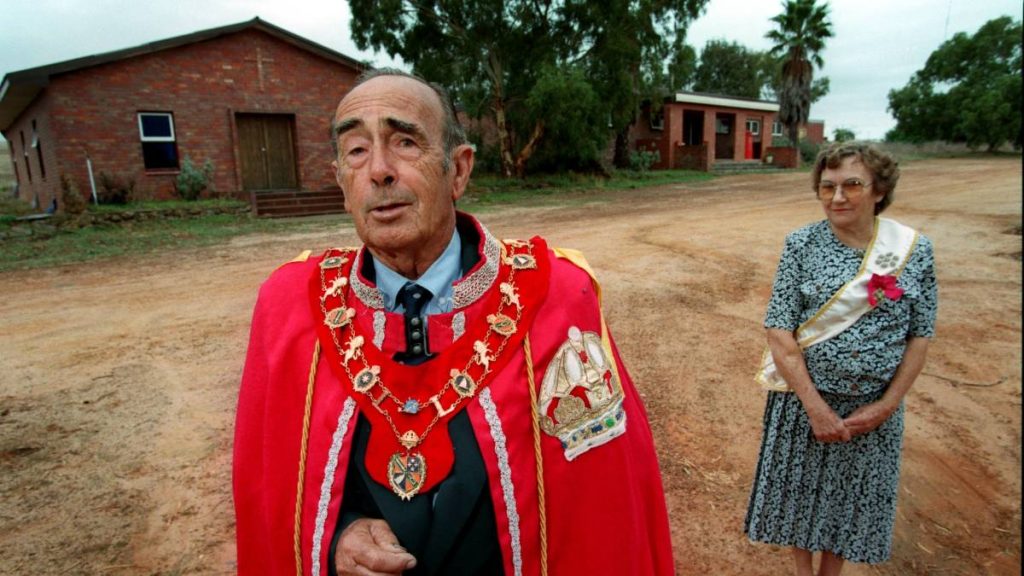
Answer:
[
  {"xmin": 887, "ymin": 16, "xmax": 1022, "ymax": 151},
  {"xmin": 562, "ymin": 0, "xmax": 707, "ymax": 168},
  {"xmin": 348, "ymin": 0, "xmax": 707, "ymax": 176}
]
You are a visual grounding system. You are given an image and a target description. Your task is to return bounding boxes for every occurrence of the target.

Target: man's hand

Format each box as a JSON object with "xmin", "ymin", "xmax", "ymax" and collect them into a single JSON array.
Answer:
[{"xmin": 335, "ymin": 518, "xmax": 417, "ymax": 576}]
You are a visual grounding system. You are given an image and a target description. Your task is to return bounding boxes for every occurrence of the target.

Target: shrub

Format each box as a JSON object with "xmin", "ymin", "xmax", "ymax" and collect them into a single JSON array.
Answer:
[
  {"xmin": 60, "ymin": 174, "xmax": 87, "ymax": 215},
  {"xmin": 96, "ymin": 172, "xmax": 135, "ymax": 204},
  {"xmin": 175, "ymin": 156, "xmax": 214, "ymax": 201},
  {"xmin": 833, "ymin": 127, "xmax": 856, "ymax": 142},
  {"xmin": 0, "ymin": 196, "xmax": 35, "ymax": 218},
  {"xmin": 799, "ymin": 139, "xmax": 822, "ymax": 164},
  {"xmin": 628, "ymin": 149, "xmax": 661, "ymax": 172}
]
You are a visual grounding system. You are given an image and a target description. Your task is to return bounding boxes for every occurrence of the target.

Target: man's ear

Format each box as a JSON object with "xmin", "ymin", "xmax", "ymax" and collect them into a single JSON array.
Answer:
[{"xmin": 450, "ymin": 144, "xmax": 475, "ymax": 202}]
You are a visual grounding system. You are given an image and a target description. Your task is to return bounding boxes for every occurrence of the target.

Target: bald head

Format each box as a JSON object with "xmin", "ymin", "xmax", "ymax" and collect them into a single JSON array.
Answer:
[{"xmin": 331, "ymin": 69, "xmax": 467, "ymax": 171}]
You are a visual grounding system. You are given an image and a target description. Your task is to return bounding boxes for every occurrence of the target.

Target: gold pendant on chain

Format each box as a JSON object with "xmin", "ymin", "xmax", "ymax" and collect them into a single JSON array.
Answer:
[{"xmin": 388, "ymin": 451, "xmax": 427, "ymax": 501}]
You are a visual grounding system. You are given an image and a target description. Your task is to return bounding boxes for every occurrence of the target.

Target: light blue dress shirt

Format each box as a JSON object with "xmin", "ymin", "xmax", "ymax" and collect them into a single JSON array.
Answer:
[{"xmin": 372, "ymin": 228, "xmax": 462, "ymax": 315}]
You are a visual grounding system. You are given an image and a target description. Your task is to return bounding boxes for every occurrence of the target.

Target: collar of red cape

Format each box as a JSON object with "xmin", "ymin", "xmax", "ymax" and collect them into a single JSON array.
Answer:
[{"xmin": 309, "ymin": 234, "xmax": 550, "ymax": 494}]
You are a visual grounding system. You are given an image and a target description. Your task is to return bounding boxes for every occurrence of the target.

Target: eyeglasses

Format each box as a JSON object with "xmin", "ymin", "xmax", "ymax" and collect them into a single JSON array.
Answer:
[{"xmin": 817, "ymin": 178, "xmax": 872, "ymax": 201}]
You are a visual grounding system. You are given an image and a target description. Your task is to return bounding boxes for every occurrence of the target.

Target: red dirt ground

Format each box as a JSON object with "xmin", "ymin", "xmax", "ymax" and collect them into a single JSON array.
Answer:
[{"xmin": 0, "ymin": 156, "xmax": 1019, "ymax": 575}]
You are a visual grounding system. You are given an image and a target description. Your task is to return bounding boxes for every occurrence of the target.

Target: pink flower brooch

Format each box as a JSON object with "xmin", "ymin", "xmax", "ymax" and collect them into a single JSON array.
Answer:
[{"xmin": 867, "ymin": 273, "xmax": 904, "ymax": 307}]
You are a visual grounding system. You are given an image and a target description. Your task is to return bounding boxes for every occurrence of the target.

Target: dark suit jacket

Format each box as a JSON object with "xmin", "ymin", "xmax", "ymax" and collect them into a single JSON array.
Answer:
[{"xmin": 328, "ymin": 220, "xmax": 502, "ymax": 576}]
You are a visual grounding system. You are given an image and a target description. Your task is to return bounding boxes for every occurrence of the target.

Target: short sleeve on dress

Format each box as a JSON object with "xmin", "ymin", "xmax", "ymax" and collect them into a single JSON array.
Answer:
[
  {"xmin": 764, "ymin": 232, "xmax": 804, "ymax": 331},
  {"xmin": 907, "ymin": 236, "xmax": 937, "ymax": 337}
]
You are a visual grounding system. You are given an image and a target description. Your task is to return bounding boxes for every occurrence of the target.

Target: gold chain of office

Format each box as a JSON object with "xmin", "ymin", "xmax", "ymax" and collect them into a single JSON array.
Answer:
[{"xmin": 316, "ymin": 241, "xmax": 538, "ymax": 499}]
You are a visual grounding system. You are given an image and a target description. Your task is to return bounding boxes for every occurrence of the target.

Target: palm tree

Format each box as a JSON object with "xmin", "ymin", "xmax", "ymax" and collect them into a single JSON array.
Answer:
[{"xmin": 766, "ymin": 0, "xmax": 833, "ymax": 157}]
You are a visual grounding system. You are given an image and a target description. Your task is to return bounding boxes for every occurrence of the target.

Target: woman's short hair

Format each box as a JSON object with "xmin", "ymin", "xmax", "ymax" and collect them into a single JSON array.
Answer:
[{"xmin": 811, "ymin": 141, "xmax": 901, "ymax": 214}]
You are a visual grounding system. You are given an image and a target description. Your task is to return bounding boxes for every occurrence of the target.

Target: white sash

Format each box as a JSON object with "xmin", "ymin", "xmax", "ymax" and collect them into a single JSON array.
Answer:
[{"xmin": 755, "ymin": 217, "xmax": 919, "ymax": 392}]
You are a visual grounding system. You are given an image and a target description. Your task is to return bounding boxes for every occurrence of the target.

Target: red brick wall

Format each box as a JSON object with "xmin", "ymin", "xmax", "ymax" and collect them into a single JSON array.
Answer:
[
  {"xmin": 4, "ymin": 92, "xmax": 61, "ymax": 208},
  {"xmin": 804, "ymin": 121, "xmax": 825, "ymax": 145},
  {"xmin": 640, "ymin": 101, "xmax": 778, "ymax": 170},
  {"xmin": 19, "ymin": 28, "xmax": 359, "ymax": 205},
  {"xmin": 765, "ymin": 146, "xmax": 799, "ymax": 168},
  {"xmin": 673, "ymin": 142, "xmax": 708, "ymax": 171}
]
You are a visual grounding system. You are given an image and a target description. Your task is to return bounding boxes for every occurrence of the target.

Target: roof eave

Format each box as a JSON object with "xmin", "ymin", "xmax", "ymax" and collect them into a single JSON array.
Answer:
[
  {"xmin": 0, "ymin": 17, "xmax": 368, "ymax": 132},
  {"xmin": 671, "ymin": 92, "xmax": 780, "ymax": 113},
  {"xmin": 0, "ymin": 74, "xmax": 48, "ymax": 132}
]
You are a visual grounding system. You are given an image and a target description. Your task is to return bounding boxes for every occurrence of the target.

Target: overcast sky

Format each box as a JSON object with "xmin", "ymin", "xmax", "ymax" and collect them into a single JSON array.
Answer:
[{"xmin": 1, "ymin": 0, "xmax": 1021, "ymax": 140}]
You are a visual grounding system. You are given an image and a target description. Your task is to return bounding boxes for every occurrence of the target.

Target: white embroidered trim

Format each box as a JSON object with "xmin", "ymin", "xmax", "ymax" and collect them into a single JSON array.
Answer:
[
  {"xmin": 452, "ymin": 226, "xmax": 501, "ymax": 308},
  {"xmin": 452, "ymin": 311, "xmax": 466, "ymax": 341},
  {"xmin": 479, "ymin": 388, "xmax": 523, "ymax": 576},
  {"xmin": 373, "ymin": 310, "xmax": 386, "ymax": 350},
  {"xmin": 311, "ymin": 398, "xmax": 357, "ymax": 576},
  {"xmin": 348, "ymin": 222, "xmax": 502, "ymax": 310},
  {"xmin": 349, "ymin": 249, "xmax": 385, "ymax": 309}
]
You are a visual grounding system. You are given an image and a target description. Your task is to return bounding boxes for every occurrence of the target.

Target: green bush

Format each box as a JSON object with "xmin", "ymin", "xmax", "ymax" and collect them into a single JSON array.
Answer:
[
  {"xmin": 60, "ymin": 174, "xmax": 87, "ymax": 215},
  {"xmin": 175, "ymin": 156, "xmax": 215, "ymax": 201},
  {"xmin": 0, "ymin": 195, "xmax": 35, "ymax": 218},
  {"xmin": 468, "ymin": 134, "xmax": 502, "ymax": 175},
  {"xmin": 96, "ymin": 172, "xmax": 135, "ymax": 204},
  {"xmin": 628, "ymin": 149, "xmax": 661, "ymax": 172},
  {"xmin": 799, "ymin": 139, "xmax": 822, "ymax": 164},
  {"xmin": 833, "ymin": 127, "xmax": 856, "ymax": 142}
]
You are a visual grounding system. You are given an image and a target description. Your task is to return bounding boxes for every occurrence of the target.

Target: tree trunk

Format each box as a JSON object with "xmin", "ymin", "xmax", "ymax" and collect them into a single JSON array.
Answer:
[
  {"xmin": 485, "ymin": 51, "xmax": 516, "ymax": 178},
  {"xmin": 513, "ymin": 121, "xmax": 545, "ymax": 178},
  {"xmin": 493, "ymin": 96, "xmax": 516, "ymax": 178},
  {"xmin": 613, "ymin": 125, "xmax": 631, "ymax": 168},
  {"xmin": 787, "ymin": 123, "xmax": 801, "ymax": 167}
]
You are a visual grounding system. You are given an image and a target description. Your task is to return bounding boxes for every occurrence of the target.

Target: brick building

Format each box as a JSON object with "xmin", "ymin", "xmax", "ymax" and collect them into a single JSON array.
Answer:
[
  {"xmin": 0, "ymin": 18, "xmax": 365, "ymax": 214},
  {"xmin": 633, "ymin": 91, "xmax": 826, "ymax": 171},
  {"xmin": 632, "ymin": 91, "xmax": 780, "ymax": 171}
]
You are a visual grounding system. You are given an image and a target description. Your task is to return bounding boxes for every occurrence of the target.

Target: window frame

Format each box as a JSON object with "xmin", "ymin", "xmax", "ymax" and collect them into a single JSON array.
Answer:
[
  {"xmin": 20, "ymin": 131, "xmax": 31, "ymax": 182},
  {"xmin": 31, "ymin": 119, "xmax": 46, "ymax": 179},
  {"xmin": 137, "ymin": 112, "xmax": 176, "ymax": 142},
  {"xmin": 745, "ymin": 119, "xmax": 760, "ymax": 136},
  {"xmin": 137, "ymin": 112, "xmax": 180, "ymax": 170},
  {"xmin": 771, "ymin": 121, "xmax": 784, "ymax": 137},
  {"xmin": 10, "ymin": 145, "xmax": 20, "ymax": 185}
]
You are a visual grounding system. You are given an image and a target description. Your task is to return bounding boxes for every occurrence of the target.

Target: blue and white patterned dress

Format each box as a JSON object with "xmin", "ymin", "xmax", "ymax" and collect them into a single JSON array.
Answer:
[{"xmin": 744, "ymin": 220, "xmax": 937, "ymax": 563}]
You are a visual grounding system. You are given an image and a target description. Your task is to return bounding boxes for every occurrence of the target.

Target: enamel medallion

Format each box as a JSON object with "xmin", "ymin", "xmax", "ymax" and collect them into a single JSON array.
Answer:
[{"xmin": 388, "ymin": 452, "xmax": 427, "ymax": 501}]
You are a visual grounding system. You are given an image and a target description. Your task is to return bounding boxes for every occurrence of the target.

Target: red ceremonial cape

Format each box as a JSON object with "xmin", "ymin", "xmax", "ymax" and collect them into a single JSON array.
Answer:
[{"xmin": 234, "ymin": 216, "xmax": 675, "ymax": 575}]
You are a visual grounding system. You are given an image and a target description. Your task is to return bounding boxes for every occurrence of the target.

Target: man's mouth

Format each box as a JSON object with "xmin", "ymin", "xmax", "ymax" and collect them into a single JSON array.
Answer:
[{"xmin": 369, "ymin": 201, "xmax": 411, "ymax": 219}]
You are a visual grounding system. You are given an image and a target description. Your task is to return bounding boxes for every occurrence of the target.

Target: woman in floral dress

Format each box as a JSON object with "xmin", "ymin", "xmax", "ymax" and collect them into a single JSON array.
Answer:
[{"xmin": 745, "ymin": 142, "xmax": 937, "ymax": 576}]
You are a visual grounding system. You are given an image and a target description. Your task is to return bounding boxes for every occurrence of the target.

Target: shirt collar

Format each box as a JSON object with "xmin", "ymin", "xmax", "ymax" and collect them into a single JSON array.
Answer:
[{"xmin": 372, "ymin": 228, "xmax": 462, "ymax": 313}]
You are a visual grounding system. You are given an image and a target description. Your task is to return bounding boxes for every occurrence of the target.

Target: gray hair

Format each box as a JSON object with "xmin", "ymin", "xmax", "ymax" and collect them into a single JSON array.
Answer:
[
  {"xmin": 811, "ymin": 141, "xmax": 901, "ymax": 214},
  {"xmin": 330, "ymin": 68, "xmax": 467, "ymax": 172}
]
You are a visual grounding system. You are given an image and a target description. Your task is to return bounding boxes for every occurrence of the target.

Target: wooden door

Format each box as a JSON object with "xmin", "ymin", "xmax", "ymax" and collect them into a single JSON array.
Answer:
[
  {"xmin": 236, "ymin": 114, "xmax": 298, "ymax": 190},
  {"xmin": 714, "ymin": 114, "xmax": 734, "ymax": 160}
]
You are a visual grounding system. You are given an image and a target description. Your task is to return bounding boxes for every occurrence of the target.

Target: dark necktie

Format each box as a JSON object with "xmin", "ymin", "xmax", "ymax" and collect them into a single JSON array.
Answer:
[{"xmin": 395, "ymin": 282, "xmax": 432, "ymax": 364}]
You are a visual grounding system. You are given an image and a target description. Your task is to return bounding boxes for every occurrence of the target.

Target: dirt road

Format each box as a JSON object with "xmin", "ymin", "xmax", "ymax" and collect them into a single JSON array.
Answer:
[{"xmin": 1, "ymin": 157, "xmax": 1019, "ymax": 575}]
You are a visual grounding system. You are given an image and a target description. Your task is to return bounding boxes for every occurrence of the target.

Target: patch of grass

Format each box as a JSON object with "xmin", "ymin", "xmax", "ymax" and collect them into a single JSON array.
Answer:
[
  {"xmin": 0, "ymin": 168, "xmax": 714, "ymax": 271},
  {"xmin": 0, "ymin": 196, "xmax": 36, "ymax": 220},
  {"xmin": 465, "ymin": 169, "xmax": 714, "ymax": 208},
  {"xmin": 85, "ymin": 197, "xmax": 248, "ymax": 213},
  {"xmin": 0, "ymin": 212, "xmax": 337, "ymax": 272}
]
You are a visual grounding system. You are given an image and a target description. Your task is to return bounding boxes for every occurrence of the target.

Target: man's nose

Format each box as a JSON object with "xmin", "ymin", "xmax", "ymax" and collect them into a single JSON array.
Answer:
[{"xmin": 369, "ymin": 145, "xmax": 397, "ymax": 188}]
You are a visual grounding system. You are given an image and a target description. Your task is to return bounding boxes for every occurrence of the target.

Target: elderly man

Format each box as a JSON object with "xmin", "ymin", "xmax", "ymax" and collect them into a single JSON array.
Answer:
[{"xmin": 233, "ymin": 69, "xmax": 674, "ymax": 576}]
